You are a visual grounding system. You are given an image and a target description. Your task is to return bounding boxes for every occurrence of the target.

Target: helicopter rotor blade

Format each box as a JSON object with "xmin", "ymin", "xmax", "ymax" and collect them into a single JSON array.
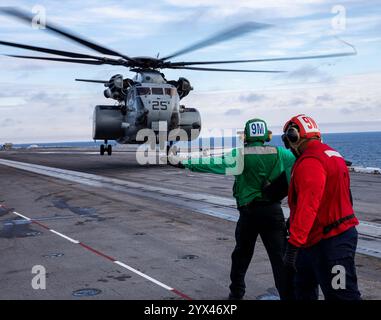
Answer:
[
  {"xmin": 4, "ymin": 54, "xmax": 117, "ymax": 65},
  {"xmin": 0, "ymin": 7, "xmax": 136, "ymax": 63},
  {"xmin": 168, "ymin": 66, "xmax": 285, "ymax": 73},
  {"xmin": 168, "ymin": 50, "xmax": 357, "ymax": 66},
  {"xmin": 161, "ymin": 22, "xmax": 271, "ymax": 61},
  {"xmin": 75, "ymin": 79, "xmax": 109, "ymax": 83},
  {"xmin": 164, "ymin": 35, "xmax": 356, "ymax": 67},
  {"xmin": 0, "ymin": 40, "xmax": 105, "ymax": 60}
]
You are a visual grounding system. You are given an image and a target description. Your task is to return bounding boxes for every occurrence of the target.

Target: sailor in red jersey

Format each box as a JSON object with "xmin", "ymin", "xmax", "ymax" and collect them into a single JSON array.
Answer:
[{"xmin": 281, "ymin": 114, "xmax": 361, "ymax": 300}]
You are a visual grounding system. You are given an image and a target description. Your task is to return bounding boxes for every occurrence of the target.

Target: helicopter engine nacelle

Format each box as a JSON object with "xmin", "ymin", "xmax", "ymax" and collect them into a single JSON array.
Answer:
[
  {"xmin": 103, "ymin": 74, "xmax": 131, "ymax": 101},
  {"xmin": 93, "ymin": 105, "xmax": 124, "ymax": 140},
  {"xmin": 177, "ymin": 107, "xmax": 201, "ymax": 140},
  {"xmin": 168, "ymin": 77, "xmax": 193, "ymax": 100}
]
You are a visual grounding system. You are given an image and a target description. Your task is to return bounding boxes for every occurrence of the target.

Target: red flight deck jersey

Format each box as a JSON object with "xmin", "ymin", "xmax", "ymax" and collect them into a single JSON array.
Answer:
[{"xmin": 288, "ymin": 140, "xmax": 359, "ymax": 248}]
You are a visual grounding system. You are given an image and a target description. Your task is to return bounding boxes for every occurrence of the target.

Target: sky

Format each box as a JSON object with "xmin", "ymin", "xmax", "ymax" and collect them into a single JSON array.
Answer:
[{"xmin": 0, "ymin": 0, "xmax": 380, "ymax": 143}]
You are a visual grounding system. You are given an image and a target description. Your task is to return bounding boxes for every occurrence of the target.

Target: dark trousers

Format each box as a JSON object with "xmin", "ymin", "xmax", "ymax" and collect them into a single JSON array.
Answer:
[
  {"xmin": 294, "ymin": 227, "xmax": 361, "ymax": 300},
  {"xmin": 229, "ymin": 201, "xmax": 291, "ymax": 299}
]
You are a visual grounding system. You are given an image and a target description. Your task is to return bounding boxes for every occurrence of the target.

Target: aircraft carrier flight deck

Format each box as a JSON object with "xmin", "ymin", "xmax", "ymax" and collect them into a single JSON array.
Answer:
[{"xmin": 0, "ymin": 146, "xmax": 380, "ymax": 300}]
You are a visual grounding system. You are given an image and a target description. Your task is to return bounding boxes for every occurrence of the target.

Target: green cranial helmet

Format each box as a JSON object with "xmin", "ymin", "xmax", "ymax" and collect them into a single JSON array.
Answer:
[{"xmin": 244, "ymin": 118, "xmax": 269, "ymax": 143}]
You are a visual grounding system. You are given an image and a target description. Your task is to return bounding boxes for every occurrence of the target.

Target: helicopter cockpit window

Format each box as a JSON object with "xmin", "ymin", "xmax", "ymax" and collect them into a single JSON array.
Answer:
[
  {"xmin": 137, "ymin": 87, "xmax": 151, "ymax": 96},
  {"xmin": 164, "ymin": 88, "xmax": 176, "ymax": 96},
  {"xmin": 151, "ymin": 88, "xmax": 163, "ymax": 95}
]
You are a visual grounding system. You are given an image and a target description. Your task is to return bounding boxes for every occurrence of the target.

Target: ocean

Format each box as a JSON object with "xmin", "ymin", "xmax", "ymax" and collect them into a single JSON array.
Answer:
[
  {"xmin": 10, "ymin": 131, "xmax": 381, "ymax": 169},
  {"xmin": 193, "ymin": 132, "xmax": 381, "ymax": 169},
  {"xmin": 273, "ymin": 132, "xmax": 381, "ymax": 169}
]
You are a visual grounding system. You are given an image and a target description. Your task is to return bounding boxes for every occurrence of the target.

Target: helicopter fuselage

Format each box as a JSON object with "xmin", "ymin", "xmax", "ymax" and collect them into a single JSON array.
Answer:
[{"xmin": 92, "ymin": 71, "xmax": 201, "ymax": 146}]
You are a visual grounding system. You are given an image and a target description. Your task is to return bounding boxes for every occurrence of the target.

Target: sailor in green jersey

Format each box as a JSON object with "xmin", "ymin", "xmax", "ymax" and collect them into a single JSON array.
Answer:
[{"xmin": 172, "ymin": 119, "xmax": 295, "ymax": 300}]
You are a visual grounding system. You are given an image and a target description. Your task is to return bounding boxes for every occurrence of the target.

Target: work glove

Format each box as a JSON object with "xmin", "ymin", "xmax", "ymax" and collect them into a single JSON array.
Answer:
[{"xmin": 283, "ymin": 243, "xmax": 299, "ymax": 271}]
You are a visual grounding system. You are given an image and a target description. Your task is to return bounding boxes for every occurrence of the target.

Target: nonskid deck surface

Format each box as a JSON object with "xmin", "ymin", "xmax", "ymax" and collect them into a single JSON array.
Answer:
[{"xmin": 0, "ymin": 149, "xmax": 380, "ymax": 299}]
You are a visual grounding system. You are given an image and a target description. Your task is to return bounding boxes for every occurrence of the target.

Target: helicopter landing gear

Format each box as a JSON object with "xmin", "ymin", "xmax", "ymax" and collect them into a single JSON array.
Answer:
[
  {"xmin": 107, "ymin": 144, "xmax": 112, "ymax": 156},
  {"xmin": 100, "ymin": 140, "xmax": 112, "ymax": 156}
]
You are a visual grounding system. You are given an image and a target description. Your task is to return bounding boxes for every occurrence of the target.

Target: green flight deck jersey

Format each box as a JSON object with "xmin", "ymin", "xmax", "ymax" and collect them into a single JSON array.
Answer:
[{"xmin": 181, "ymin": 119, "xmax": 295, "ymax": 207}]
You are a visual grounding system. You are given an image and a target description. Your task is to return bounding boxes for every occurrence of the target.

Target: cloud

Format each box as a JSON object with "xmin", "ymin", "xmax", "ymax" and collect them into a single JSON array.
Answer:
[
  {"xmin": 164, "ymin": 0, "xmax": 330, "ymax": 19},
  {"xmin": 288, "ymin": 97, "xmax": 306, "ymax": 106},
  {"xmin": 0, "ymin": 57, "xmax": 48, "ymax": 72},
  {"xmin": 316, "ymin": 94, "xmax": 334, "ymax": 102},
  {"xmin": 319, "ymin": 120, "xmax": 381, "ymax": 133},
  {"xmin": 1, "ymin": 71, "xmax": 380, "ymax": 142},
  {"xmin": 239, "ymin": 93, "xmax": 267, "ymax": 103},
  {"xmin": 1, "ymin": 117, "xmax": 23, "ymax": 127},
  {"xmin": 287, "ymin": 65, "xmax": 333, "ymax": 82},
  {"xmin": 224, "ymin": 108, "xmax": 242, "ymax": 116},
  {"xmin": 87, "ymin": 6, "xmax": 181, "ymax": 23},
  {"xmin": 25, "ymin": 91, "xmax": 69, "ymax": 105},
  {"xmin": 184, "ymin": 71, "xmax": 381, "ymax": 134},
  {"xmin": 339, "ymin": 102, "xmax": 379, "ymax": 115}
]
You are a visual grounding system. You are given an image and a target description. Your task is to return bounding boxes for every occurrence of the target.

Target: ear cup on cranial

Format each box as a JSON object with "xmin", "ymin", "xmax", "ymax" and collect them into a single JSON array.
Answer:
[{"xmin": 286, "ymin": 127, "xmax": 300, "ymax": 143}]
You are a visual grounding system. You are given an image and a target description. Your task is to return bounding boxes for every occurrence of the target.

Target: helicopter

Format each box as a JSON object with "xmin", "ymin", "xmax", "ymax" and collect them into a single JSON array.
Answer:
[{"xmin": 0, "ymin": 7, "xmax": 356, "ymax": 156}]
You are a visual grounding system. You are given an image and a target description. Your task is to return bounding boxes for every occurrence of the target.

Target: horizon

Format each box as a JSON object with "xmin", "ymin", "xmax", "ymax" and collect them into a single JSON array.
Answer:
[{"xmin": 5, "ymin": 130, "xmax": 381, "ymax": 145}]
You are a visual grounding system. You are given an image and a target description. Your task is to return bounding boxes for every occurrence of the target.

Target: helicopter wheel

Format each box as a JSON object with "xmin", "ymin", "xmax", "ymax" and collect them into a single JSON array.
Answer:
[
  {"xmin": 107, "ymin": 144, "xmax": 112, "ymax": 156},
  {"xmin": 100, "ymin": 144, "xmax": 105, "ymax": 156}
]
